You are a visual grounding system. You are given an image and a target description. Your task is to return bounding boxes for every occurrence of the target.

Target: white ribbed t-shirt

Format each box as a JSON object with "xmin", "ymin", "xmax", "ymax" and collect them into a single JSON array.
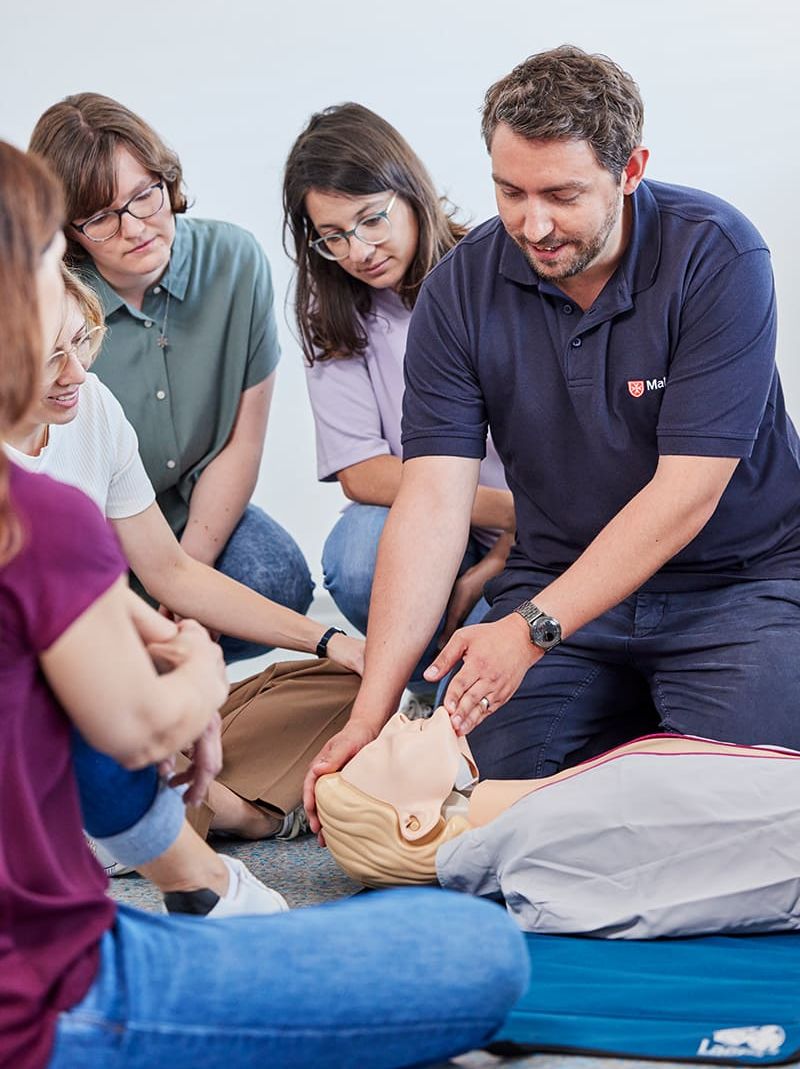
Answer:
[{"xmin": 5, "ymin": 373, "xmax": 155, "ymax": 520}]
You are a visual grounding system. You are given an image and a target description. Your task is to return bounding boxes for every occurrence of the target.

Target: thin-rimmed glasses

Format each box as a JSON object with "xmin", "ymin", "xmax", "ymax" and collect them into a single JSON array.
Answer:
[{"xmin": 309, "ymin": 193, "xmax": 398, "ymax": 261}]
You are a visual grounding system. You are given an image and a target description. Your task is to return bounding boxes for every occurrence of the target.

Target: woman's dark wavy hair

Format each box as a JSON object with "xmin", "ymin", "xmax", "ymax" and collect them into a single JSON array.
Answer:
[
  {"xmin": 282, "ymin": 103, "xmax": 467, "ymax": 364},
  {"xmin": 0, "ymin": 142, "xmax": 64, "ymax": 565}
]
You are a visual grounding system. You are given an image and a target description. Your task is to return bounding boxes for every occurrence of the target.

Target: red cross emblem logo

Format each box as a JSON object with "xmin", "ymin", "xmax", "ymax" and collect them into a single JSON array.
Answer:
[{"xmin": 627, "ymin": 380, "xmax": 644, "ymax": 398}]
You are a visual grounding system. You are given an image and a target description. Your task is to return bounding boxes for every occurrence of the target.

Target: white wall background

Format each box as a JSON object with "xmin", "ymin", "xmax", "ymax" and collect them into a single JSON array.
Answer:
[{"xmin": 4, "ymin": 0, "xmax": 799, "ymax": 590}]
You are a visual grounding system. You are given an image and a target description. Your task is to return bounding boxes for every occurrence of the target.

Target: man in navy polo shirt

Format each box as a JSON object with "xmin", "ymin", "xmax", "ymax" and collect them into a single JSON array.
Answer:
[{"xmin": 303, "ymin": 45, "xmax": 800, "ymax": 813}]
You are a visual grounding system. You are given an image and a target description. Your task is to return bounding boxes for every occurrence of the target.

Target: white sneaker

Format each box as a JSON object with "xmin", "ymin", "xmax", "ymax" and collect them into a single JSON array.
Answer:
[
  {"xmin": 86, "ymin": 835, "xmax": 135, "ymax": 877},
  {"xmin": 275, "ymin": 803, "xmax": 310, "ymax": 841},
  {"xmin": 207, "ymin": 857, "xmax": 289, "ymax": 917},
  {"xmin": 164, "ymin": 856, "xmax": 289, "ymax": 917}
]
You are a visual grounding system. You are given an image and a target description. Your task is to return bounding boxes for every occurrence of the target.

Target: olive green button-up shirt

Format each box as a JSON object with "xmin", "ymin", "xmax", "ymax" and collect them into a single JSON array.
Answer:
[{"xmin": 85, "ymin": 215, "xmax": 280, "ymax": 538}]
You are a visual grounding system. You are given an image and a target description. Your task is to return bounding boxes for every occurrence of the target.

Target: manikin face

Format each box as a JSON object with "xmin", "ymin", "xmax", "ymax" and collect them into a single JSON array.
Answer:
[
  {"xmin": 70, "ymin": 146, "xmax": 175, "ymax": 293},
  {"xmin": 304, "ymin": 188, "xmax": 419, "ymax": 292},
  {"xmin": 490, "ymin": 123, "xmax": 640, "ymax": 287},
  {"xmin": 33, "ymin": 294, "xmax": 91, "ymax": 429}
]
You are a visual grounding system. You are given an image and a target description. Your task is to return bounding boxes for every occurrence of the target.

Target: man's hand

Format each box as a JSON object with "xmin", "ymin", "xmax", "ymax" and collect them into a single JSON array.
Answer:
[
  {"xmin": 424, "ymin": 613, "xmax": 539, "ymax": 735},
  {"xmin": 303, "ymin": 720, "xmax": 379, "ymax": 839},
  {"xmin": 167, "ymin": 711, "xmax": 223, "ymax": 806},
  {"xmin": 325, "ymin": 633, "xmax": 366, "ymax": 676}
]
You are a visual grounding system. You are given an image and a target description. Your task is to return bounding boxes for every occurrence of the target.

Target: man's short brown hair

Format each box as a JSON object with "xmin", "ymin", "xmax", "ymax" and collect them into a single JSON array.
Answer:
[{"xmin": 481, "ymin": 45, "xmax": 644, "ymax": 179}]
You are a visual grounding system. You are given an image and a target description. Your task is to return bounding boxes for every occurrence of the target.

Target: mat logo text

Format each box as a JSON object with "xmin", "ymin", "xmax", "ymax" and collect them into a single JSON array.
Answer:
[{"xmin": 697, "ymin": 1025, "xmax": 786, "ymax": 1058}]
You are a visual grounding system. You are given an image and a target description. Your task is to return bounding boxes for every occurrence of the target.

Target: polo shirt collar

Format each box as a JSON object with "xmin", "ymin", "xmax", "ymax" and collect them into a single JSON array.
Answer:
[
  {"xmin": 497, "ymin": 180, "xmax": 662, "ymax": 297},
  {"xmin": 80, "ymin": 213, "xmax": 192, "ymax": 317}
]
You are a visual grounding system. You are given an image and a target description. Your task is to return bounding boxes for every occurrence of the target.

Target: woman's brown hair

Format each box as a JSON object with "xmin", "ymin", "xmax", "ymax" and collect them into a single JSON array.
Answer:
[
  {"xmin": 283, "ymin": 103, "xmax": 467, "ymax": 365},
  {"xmin": 29, "ymin": 92, "xmax": 187, "ymax": 265},
  {"xmin": 0, "ymin": 141, "xmax": 64, "ymax": 564}
]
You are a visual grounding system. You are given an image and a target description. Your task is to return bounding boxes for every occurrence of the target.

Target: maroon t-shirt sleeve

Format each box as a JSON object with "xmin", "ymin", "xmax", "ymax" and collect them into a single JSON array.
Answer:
[{"xmin": 9, "ymin": 468, "xmax": 127, "ymax": 653}]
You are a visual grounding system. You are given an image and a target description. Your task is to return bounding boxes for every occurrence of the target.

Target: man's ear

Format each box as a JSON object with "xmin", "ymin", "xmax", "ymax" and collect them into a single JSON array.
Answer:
[{"xmin": 621, "ymin": 146, "xmax": 649, "ymax": 194}]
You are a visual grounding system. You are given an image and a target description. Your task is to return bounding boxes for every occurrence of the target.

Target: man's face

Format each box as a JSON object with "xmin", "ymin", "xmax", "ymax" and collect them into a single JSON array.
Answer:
[{"xmin": 490, "ymin": 124, "xmax": 626, "ymax": 284}]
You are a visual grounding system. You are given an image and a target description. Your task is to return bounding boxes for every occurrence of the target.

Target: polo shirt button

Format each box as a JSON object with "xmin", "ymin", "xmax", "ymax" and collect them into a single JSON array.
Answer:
[
  {"xmin": 571, "ymin": 337, "xmax": 582, "ymax": 348},
  {"xmin": 153, "ymin": 286, "xmax": 162, "ymax": 295},
  {"xmin": 143, "ymin": 320, "xmax": 153, "ymax": 328},
  {"xmin": 156, "ymin": 390, "xmax": 166, "ymax": 400},
  {"xmin": 562, "ymin": 304, "xmax": 574, "ymax": 315},
  {"xmin": 166, "ymin": 459, "xmax": 176, "ymax": 469}
]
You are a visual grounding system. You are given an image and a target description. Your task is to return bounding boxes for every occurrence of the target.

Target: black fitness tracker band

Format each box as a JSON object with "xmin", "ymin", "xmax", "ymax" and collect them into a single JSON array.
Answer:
[{"xmin": 316, "ymin": 626, "xmax": 346, "ymax": 659}]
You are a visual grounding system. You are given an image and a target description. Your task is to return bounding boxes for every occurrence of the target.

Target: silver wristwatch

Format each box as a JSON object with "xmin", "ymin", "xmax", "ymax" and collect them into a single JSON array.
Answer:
[{"xmin": 513, "ymin": 600, "xmax": 562, "ymax": 651}]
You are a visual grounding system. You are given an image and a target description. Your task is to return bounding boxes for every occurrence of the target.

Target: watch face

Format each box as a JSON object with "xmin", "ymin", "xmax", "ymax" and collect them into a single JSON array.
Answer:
[{"xmin": 532, "ymin": 616, "xmax": 561, "ymax": 648}]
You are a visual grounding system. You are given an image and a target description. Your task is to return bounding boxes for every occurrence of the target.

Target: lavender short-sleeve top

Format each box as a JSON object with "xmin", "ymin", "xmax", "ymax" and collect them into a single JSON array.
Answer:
[{"xmin": 305, "ymin": 289, "xmax": 508, "ymax": 549}]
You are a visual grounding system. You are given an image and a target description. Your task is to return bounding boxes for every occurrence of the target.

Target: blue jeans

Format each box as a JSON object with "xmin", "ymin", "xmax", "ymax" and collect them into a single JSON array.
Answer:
[
  {"xmin": 469, "ymin": 570, "xmax": 800, "ymax": 780},
  {"xmin": 48, "ymin": 891, "xmax": 529, "ymax": 1069},
  {"xmin": 71, "ymin": 730, "xmax": 184, "ymax": 867},
  {"xmin": 216, "ymin": 505, "xmax": 314, "ymax": 663},
  {"xmin": 323, "ymin": 504, "xmax": 488, "ymax": 692}
]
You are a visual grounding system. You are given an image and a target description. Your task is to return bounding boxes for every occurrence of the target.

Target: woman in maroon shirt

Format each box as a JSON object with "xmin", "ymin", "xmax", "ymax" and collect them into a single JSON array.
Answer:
[{"xmin": 0, "ymin": 140, "xmax": 527, "ymax": 1069}]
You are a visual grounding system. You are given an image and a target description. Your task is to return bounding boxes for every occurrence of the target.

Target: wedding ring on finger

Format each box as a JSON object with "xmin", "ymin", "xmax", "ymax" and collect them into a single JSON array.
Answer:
[{"xmin": 479, "ymin": 696, "xmax": 491, "ymax": 713}]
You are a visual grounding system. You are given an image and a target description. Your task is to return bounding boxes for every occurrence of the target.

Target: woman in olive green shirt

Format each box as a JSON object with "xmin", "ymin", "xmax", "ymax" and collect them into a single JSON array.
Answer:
[{"xmin": 31, "ymin": 92, "xmax": 313, "ymax": 663}]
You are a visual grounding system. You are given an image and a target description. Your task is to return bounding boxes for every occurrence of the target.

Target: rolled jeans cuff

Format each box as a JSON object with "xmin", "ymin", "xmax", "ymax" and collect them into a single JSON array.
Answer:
[{"xmin": 95, "ymin": 780, "xmax": 185, "ymax": 868}]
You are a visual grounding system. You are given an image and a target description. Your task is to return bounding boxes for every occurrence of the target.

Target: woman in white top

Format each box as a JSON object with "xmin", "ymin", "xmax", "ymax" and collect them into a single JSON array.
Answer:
[{"xmin": 4, "ymin": 268, "xmax": 363, "ymax": 912}]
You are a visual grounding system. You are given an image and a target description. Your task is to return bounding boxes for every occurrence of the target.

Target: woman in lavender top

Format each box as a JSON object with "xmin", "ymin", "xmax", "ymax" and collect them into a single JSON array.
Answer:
[{"xmin": 283, "ymin": 103, "xmax": 514, "ymax": 696}]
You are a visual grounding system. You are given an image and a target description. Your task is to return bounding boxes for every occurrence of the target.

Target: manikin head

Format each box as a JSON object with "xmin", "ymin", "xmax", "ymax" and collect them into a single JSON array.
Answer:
[{"xmin": 315, "ymin": 708, "xmax": 476, "ymax": 887}]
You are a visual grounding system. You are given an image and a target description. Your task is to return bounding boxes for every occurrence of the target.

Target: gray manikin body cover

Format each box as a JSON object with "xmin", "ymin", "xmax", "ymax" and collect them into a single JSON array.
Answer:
[{"xmin": 437, "ymin": 737, "xmax": 800, "ymax": 938}]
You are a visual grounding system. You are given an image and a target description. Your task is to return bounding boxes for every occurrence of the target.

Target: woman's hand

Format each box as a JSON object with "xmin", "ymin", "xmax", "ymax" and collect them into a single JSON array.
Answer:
[
  {"xmin": 303, "ymin": 720, "xmax": 378, "ymax": 839},
  {"xmin": 168, "ymin": 710, "xmax": 223, "ymax": 806},
  {"xmin": 424, "ymin": 613, "xmax": 540, "ymax": 735},
  {"xmin": 325, "ymin": 633, "xmax": 366, "ymax": 676},
  {"xmin": 147, "ymin": 618, "xmax": 228, "ymax": 705},
  {"xmin": 439, "ymin": 534, "xmax": 513, "ymax": 647}
]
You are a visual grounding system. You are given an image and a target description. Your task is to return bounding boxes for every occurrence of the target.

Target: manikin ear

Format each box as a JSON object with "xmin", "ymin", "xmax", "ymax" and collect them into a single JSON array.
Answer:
[{"xmin": 621, "ymin": 146, "xmax": 650, "ymax": 195}]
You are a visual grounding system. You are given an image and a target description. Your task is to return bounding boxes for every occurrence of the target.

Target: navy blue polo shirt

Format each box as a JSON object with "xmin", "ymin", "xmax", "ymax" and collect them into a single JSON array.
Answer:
[{"xmin": 401, "ymin": 180, "xmax": 800, "ymax": 590}]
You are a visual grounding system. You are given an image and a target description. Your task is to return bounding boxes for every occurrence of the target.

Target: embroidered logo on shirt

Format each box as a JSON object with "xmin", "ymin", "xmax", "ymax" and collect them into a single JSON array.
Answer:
[
  {"xmin": 627, "ymin": 377, "xmax": 667, "ymax": 398},
  {"xmin": 696, "ymin": 1025, "xmax": 786, "ymax": 1059}
]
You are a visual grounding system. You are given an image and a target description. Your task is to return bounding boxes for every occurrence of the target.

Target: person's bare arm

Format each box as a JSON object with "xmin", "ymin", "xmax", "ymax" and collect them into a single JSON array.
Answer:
[
  {"xmin": 439, "ymin": 531, "xmax": 514, "ymax": 646},
  {"xmin": 338, "ymin": 454, "xmax": 515, "ymax": 532},
  {"xmin": 114, "ymin": 503, "xmax": 364, "ymax": 675},
  {"xmin": 179, "ymin": 374, "xmax": 274, "ymax": 566},
  {"xmin": 303, "ymin": 455, "xmax": 480, "ymax": 831},
  {"xmin": 428, "ymin": 454, "xmax": 740, "ymax": 734},
  {"xmin": 40, "ymin": 580, "xmax": 229, "ymax": 769}
]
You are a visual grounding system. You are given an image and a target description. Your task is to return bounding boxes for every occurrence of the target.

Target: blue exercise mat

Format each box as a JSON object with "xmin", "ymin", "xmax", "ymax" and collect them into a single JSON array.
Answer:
[{"xmin": 491, "ymin": 932, "xmax": 800, "ymax": 1064}]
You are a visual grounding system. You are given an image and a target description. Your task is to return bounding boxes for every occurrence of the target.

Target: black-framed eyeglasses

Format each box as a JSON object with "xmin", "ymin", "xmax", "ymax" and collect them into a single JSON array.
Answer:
[
  {"xmin": 71, "ymin": 181, "xmax": 166, "ymax": 243},
  {"xmin": 309, "ymin": 193, "xmax": 398, "ymax": 261}
]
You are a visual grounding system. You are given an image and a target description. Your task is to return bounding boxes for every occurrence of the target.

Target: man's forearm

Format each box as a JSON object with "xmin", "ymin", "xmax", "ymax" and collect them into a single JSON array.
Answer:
[
  {"xmin": 349, "ymin": 457, "xmax": 480, "ymax": 728},
  {"xmin": 533, "ymin": 456, "xmax": 739, "ymax": 638}
]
